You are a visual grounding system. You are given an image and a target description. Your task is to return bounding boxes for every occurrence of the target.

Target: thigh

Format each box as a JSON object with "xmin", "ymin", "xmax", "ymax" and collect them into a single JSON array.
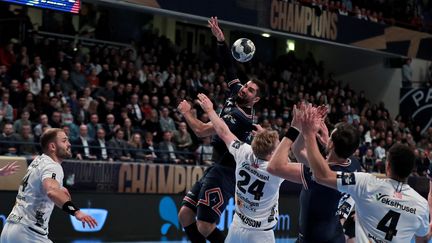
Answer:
[
  {"xmin": 245, "ymin": 229, "xmax": 275, "ymax": 243},
  {"xmin": 1, "ymin": 223, "xmax": 52, "ymax": 243},
  {"xmin": 196, "ymin": 168, "xmax": 235, "ymax": 223},
  {"xmin": 227, "ymin": 226, "xmax": 275, "ymax": 243}
]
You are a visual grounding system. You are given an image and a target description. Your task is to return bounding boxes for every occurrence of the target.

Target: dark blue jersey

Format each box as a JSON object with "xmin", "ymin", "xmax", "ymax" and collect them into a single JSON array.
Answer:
[
  {"xmin": 211, "ymin": 82, "xmax": 254, "ymax": 168},
  {"xmin": 211, "ymin": 42, "xmax": 255, "ymax": 168},
  {"xmin": 298, "ymin": 157, "xmax": 361, "ymax": 242}
]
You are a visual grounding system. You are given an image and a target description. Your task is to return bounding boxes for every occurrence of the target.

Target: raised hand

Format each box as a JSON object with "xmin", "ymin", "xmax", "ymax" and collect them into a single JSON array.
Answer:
[
  {"xmin": 316, "ymin": 105, "xmax": 328, "ymax": 119},
  {"xmin": 292, "ymin": 102, "xmax": 305, "ymax": 129},
  {"xmin": 197, "ymin": 93, "xmax": 214, "ymax": 113},
  {"xmin": 316, "ymin": 120, "xmax": 330, "ymax": 146},
  {"xmin": 0, "ymin": 161, "xmax": 20, "ymax": 176},
  {"xmin": 177, "ymin": 100, "xmax": 192, "ymax": 115},
  {"xmin": 208, "ymin": 16, "xmax": 225, "ymax": 42},
  {"xmin": 300, "ymin": 104, "xmax": 320, "ymax": 136}
]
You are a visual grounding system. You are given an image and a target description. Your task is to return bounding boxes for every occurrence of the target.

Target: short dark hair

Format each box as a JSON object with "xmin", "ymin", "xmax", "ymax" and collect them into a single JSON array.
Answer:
[
  {"xmin": 250, "ymin": 78, "xmax": 266, "ymax": 98},
  {"xmin": 331, "ymin": 123, "xmax": 360, "ymax": 159},
  {"xmin": 388, "ymin": 144, "xmax": 415, "ymax": 179},
  {"xmin": 40, "ymin": 128, "xmax": 63, "ymax": 152}
]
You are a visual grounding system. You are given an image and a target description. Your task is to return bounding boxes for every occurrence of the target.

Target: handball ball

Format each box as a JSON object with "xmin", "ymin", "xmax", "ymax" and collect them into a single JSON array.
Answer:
[{"xmin": 231, "ymin": 38, "xmax": 255, "ymax": 62}]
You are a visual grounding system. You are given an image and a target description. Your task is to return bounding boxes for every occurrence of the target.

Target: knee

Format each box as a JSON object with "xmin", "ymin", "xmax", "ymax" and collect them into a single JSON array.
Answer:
[
  {"xmin": 178, "ymin": 206, "xmax": 196, "ymax": 227},
  {"xmin": 196, "ymin": 220, "xmax": 216, "ymax": 237}
]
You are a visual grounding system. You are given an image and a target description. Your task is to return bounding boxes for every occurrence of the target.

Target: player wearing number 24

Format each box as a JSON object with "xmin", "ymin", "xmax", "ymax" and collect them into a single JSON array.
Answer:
[
  {"xmin": 196, "ymin": 93, "xmax": 300, "ymax": 243},
  {"xmin": 300, "ymin": 105, "xmax": 429, "ymax": 243}
]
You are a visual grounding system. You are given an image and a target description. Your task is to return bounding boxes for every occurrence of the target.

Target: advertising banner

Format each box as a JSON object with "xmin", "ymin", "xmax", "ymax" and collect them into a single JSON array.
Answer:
[
  {"xmin": 122, "ymin": 0, "xmax": 432, "ymax": 60},
  {"xmin": 0, "ymin": 192, "xmax": 299, "ymax": 241},
  {"xmin": 399, "ymin": 88, "xmax": 432, "ymax": 134},
  {"xmin": 63, "ymin": 161, "xmax": 302, "ymax": 195}
]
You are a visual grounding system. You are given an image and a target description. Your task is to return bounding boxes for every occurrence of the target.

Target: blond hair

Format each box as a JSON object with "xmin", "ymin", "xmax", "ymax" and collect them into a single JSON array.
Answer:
[{"xmin": 251, "ymin": 130, "xmax": 279, "ymax": 159}]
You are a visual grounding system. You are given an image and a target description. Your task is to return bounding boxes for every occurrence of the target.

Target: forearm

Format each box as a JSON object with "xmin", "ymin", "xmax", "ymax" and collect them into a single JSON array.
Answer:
[
  {"xmin": 292, "ymin": 135, "xmax": 309, "ymax": 166},
  {"xmin": 207, "ymin": 109, "xmax": 230, "ymax": 140},
  {"xmin": 183, "ymin": 111, "xmax": 213, "ymax": 137},
  {"xmin": 47, "ymin": 187, "xmax": 71, "ymax": 208},
  {"xmin": 304, "ymin": 133, "xmax": 335, "ymax": 188},
  {"xmin": 217, "ymin": 41, "xmax": 237, "ymax": 82},
  {"xmin": 268, "ymin": 137, "xmax": 293, "ymax": 174}
]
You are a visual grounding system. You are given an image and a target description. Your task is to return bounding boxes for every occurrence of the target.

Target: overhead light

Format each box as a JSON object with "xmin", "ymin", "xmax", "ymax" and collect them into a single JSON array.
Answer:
[
  {"xmin": 286, "ymin": 40, "xmax": 295, "ymax": 52},
  {"xmin": 261, "ymin": 33, "xmax": 270, "ymax": 38}
]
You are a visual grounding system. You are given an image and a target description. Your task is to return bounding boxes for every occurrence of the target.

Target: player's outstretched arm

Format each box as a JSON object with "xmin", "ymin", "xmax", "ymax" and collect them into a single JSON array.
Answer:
[
  {"xmin": 208, "ymin": 16, "xmax": 239, "ymax": 88},
  {"xmin": 177, "ymin": 100, "xmax": 215, "ymax": 137},
  {"xmin": 43, "ymin": 178, "xmax": 97, "ymax": 228},
  {"xmin": 197, "ymin": 93, "xmax": 236, "ymax": 147},
  {"xmin": 291, "ymin": 104, "xmax": 310, "ymax": 166},
  {"xmin": 267, "ymin": 135, "xmax": 303, "ymax": 184},
  {"xmin": 208, "ymin": 16, "xmax": 224, "ymax": 42},
  {"xmin": 0, "ymin": 161, "xmax": 20, "ymax": 176},
  {"xmin": 302, "ymin": 106, "xmax": 337, "ymax": 189}
]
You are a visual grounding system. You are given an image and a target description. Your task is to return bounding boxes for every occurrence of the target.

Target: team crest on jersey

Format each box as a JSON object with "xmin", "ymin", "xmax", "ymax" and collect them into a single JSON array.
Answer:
[
  {"xmin": 52, "ymin": 173, "xmax": 56, "ymax": 179},
  {"xmin": 232, "ymin": 140, "xmax": 242, "ymax": 149},
  {"xmin": 338, "ymin": 172, "xmax": 356, "ymax": 185}
]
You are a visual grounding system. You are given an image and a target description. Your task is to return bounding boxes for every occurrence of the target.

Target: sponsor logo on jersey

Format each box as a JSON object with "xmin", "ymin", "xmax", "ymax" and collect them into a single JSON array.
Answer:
[
  {"xmin": 236, "ymin": 211, "xmax": 262, "ymax": 228},
  {"xmin": 240, "ymin": 162, "xmax": 270, "ymax": 181},
  {"xmin": 375, "ymin": 193, "xmax": 417, "ymax": 214}
]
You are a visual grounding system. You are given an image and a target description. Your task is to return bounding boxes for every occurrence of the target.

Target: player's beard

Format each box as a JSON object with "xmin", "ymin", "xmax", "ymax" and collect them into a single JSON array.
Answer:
[
  {"xmin": 57, "ymin": 146, "xmax": 72, "ymax": 159},
  {"xmin": 236, "ymin": 95, "xmax": 248, "ymax": 107}
]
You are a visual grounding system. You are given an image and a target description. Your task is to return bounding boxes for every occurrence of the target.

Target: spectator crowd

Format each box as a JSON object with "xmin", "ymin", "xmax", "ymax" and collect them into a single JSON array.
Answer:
[{"xmin": 0, "ymin": 3, "xmax": 431, "ymax": 176}]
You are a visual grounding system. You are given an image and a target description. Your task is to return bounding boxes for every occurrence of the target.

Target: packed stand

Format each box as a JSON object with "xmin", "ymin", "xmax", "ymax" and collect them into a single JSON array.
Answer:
[
  {"xmin": 0, "ymin": 8, "xmax": 430, "ymax": 173},
  {"xmin": 294, "ymin": 0, "xmax": 432, "ymax": 32}
]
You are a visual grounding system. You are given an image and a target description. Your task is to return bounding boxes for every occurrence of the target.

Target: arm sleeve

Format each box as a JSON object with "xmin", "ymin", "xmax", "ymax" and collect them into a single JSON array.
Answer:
[
  {"xmin": 217, "ymin": 41, "xmax": 241, "ymax": 91},
  {"xmin": 336, "ymin": 172, "xmax": 371, "ymax": 200},
  {"xmin": 416, "ymin": 207, "xmax": 430, "ymax": 237},
  {"xmin": 41, "ymin": 163, "xmax": 64, "ymax": 184},
  {"xmin": 228, "ymin": 140, "xmax": 252, "ymax": 165},
  {"xmin": 300, "ymin": 164, "xmax": 313, "ymax": 190}
]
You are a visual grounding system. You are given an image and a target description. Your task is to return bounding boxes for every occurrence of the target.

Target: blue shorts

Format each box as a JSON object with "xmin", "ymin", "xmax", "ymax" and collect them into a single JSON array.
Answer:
[{"xmin": 182, "ymin": 164, "xmax": 235, "ymax": 223}]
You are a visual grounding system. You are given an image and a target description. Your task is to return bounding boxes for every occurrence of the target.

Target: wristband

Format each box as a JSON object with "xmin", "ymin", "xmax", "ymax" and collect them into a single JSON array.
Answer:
[
  {"xmin": 62, "ymin": 201, "xmax": 80, "ymax": 216},
  {"xmin": 285, "ymin": 127, "xmax": 300, "ymax": 142}
]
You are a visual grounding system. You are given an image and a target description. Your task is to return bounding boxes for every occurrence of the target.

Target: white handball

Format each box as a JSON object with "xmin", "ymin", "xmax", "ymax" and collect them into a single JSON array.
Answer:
[{"xmin": 231, "ymin": 38, "xmax": 256, "ymax": 62}]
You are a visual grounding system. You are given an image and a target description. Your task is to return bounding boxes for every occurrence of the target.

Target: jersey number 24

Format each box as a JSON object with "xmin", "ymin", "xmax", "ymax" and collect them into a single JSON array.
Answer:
[{"xmin": 237, "ymin": 170, "xmax": 265, "ymax": 201}]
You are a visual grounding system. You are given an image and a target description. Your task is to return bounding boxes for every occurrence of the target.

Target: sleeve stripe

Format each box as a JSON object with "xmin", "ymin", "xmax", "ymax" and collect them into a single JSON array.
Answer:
[
  {"xmin": 300, "ymin": 164, "xmax": 308, "ymax": 190},
  {"xmin": 228, "ymin": 79, "xmax": 240, "ymax": 87}
]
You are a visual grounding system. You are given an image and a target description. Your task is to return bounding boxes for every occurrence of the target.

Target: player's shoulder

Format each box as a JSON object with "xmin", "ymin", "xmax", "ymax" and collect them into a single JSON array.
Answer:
[{"xmin": 406, "ymin": 186, "xmax": 428, "ymax": 207}]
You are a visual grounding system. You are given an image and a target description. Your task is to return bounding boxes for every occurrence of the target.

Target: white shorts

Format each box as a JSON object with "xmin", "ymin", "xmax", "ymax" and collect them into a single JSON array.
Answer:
[
  {"xmin": 0, "ymin": 222, "xmax": 52, "ymax": 243},
  {"xmin": 225, "ymin": 222, "xmax": 275, "ymax": 243}
]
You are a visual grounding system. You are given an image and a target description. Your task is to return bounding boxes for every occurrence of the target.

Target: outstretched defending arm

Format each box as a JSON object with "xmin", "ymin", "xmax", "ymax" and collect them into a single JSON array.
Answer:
[
  {"xmin": 43, "ymin": 178, "xmax": 97, "ymax": 228},
  {"xmin": 302, "ymin": 106, "xmax": 337, "ymax": 189},
  {"xmin": 196, "ymin": 93, "xmax": 236, "ymax": 147},
  {"xmin": 177, "ymin": 100, "xmax": 215, "ymax": 137},
  {"xmin": 0, "ymin": 161, "xmax": 20, "ymax": 176}
]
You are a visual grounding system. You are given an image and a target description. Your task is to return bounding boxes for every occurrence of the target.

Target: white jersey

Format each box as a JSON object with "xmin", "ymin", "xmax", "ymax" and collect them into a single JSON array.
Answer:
[
  {"xmin": 6, "ymin": 154, "xmax": 64, "ymax": 235},
  {"xmin": 228, "ymin": 140, "xmax": 284, "ymax": 230},
  {"xmin": 337, "ymin": 172, "xmax": 429, "ymax": 243}
]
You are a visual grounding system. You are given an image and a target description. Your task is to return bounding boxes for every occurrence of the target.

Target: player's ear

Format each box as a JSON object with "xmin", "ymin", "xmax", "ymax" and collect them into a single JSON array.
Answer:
[
  {"xmin": 253, "ymin": 96, "xmax": 260, "ymax": 104},
  {"xmin": 50, "ymin": 142, "xmax": 56, "ymax": 151}
]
